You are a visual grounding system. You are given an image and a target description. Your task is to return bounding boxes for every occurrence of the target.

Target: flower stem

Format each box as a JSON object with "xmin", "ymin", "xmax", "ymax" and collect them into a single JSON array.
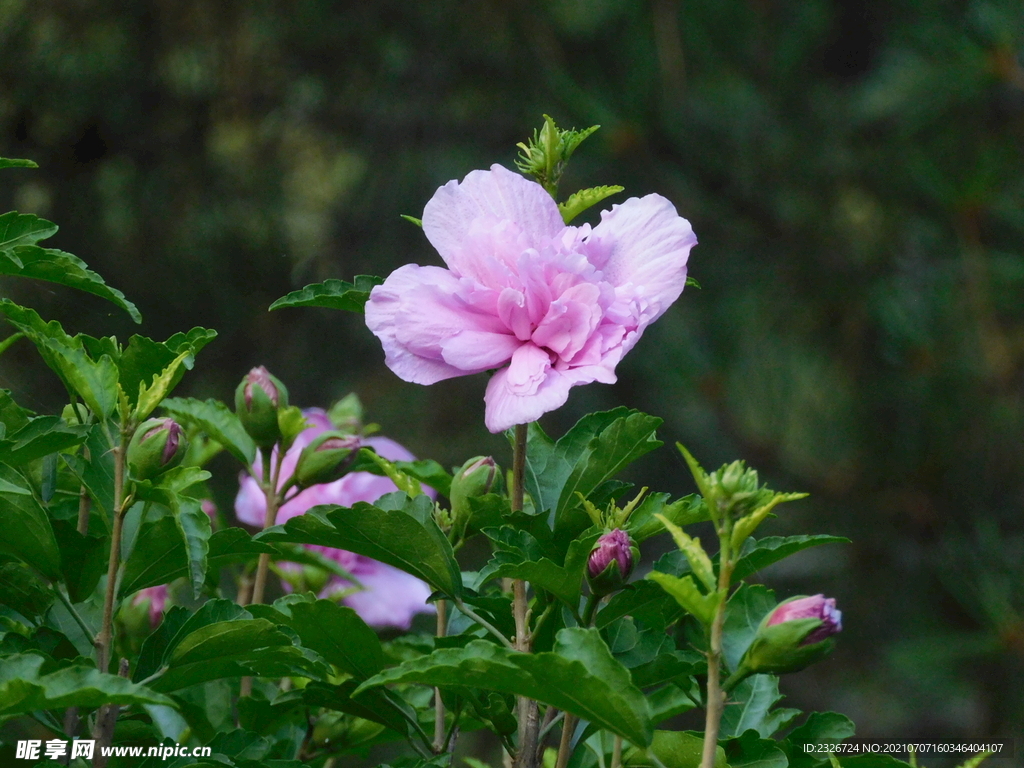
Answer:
[
  {"xmin": 249, "ymin": 448, "xmax": 281, "ymax": 606},
  {"xmin": 511, "ymin": 423, "xmax": 539, "ymax": 768},
  {"xmin": 242, "ymin": 448, "xmax": 285, "ymax": 699},
  {"xmin": 94, "ymin": 441, "xmax": 127, "ymax": 675},
  {"xmin": 554, "ymin": 714, "xmax": 578, "ymax": 768},
  {"xmin": 700, "ymin": 517, "xmax": 735, "ymax": 768},
  {"xmin": 434, "ymin": 599, "xmax": 447, "ymax": 752},
  {"xmin": 611, "ymin": 735, "xmax": 623, "ymax": 768}
]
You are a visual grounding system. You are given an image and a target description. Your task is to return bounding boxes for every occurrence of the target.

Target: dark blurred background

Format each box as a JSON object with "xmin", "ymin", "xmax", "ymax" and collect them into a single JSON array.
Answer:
[{"xmin": 1, "ymin": 0, "xmax": 1022, "ymax": 750}]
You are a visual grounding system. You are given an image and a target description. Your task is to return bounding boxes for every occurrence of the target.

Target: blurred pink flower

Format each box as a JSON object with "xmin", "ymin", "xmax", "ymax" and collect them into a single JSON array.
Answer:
[
  {"xmin": 365, "ymin": 164, "xmax": 696, "ymax": 432},
  {"xmin": 234, "ymin": 408, "xmax": 434, "ymax": 629},
  {"xmin": 131, "ymin": 585, "xmax": 168, "ymax": 629}
]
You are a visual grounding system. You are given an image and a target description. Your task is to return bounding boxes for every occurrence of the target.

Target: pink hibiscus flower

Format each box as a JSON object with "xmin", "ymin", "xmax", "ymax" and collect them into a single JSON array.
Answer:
[
  {"xmin": 365, "ymin": 164, "xmax": 696, "ymax": 432},
  {"xmin": 234, "ymin": 408, "xmax": 435, "ymax": 630}
]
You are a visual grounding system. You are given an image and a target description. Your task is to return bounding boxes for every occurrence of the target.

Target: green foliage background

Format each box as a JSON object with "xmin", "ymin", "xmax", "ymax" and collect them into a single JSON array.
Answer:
[{"xmin": 1, "ymin": 0, "xmax": 1022, "ymax": 743}]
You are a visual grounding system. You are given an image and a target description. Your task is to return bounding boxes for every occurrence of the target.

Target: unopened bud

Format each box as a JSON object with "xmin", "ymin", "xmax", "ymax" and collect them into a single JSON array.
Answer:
[
  {"xmin": 586, "ymin": 529, "xmax": 637, "ymax": 596},
  {"xmin": 127, "ymin": 418, "xmax": 187, "ymax": 480},
  {"xmin": 738, "ymin": 594, "xmax": 842, "ymax": 676},
  {"xmin": 295, "ymin": 431, "xmax": 360, "ymax": 487},
  {"xmin": 235, "ymin": 366, "xmax": 289, "ymax": 447},
  {"xmin": 450, "ymin": 456, "xmax": 502, "ymax": 535}
]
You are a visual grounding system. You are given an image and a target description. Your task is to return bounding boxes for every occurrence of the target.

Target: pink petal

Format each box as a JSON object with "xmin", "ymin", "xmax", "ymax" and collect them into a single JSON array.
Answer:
[
  {"xmin": 234, "ymin": 473, "xmax": 266, "ymax": 527},
  {"xmin": 366, "ymin": 264, "xmax": 507, "ymax": 384},
  {"xmin": 484, "ymin": 359, "xmax": 573, "ymax": 433},
  {"xmin": 441, "ymin": 330, "xmax": 521, "ymax": 371},
  {"xmin": 586, "ymin": 195, "xmax": 696, "ymax": 325},
  {"xmin": 341, "ymin": 561, "xmax": 434, "ymax": 629},
  {"xmin": 422, "ymin": 164, "xmax": 564, "ymax": 278}
]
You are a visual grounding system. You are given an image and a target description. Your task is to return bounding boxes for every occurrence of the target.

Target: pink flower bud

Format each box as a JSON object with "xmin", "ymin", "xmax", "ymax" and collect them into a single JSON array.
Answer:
[
  {"xmin": 244, "ymin": 366, "xmax": 281, "ymax": 408},
  {"xmin": 235, "ymin": 366, "xmax": 289, "ymax": 447},
  {"xmin": 766, "ymin": 594, "xmax": 842, "ymax": 644},
  {"xmin": 586, "ymin": 529, "xmax": 636, "ymax": 596},
  {"xmin": 127, "ymin": 417, "xmax": 187, "ymax": 480}
]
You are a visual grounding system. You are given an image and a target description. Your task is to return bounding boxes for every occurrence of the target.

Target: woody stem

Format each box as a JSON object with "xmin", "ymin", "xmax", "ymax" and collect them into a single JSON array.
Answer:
[{"xmin": 511, "ymin": 424, "xmax": 539, "ymax": 768}]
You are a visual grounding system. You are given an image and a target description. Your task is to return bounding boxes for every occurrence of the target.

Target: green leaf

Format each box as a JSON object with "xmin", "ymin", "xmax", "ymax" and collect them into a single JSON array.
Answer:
[
  {"xmin": 119, "ymin": 527, "xmax": 356, "ymax": 597},
  {"xmin": 0, "ymin": 301, "xmax": 119, "ymax": 417},
  {"xmin": 0, "ymin": 211, "xmax": 58, "ymax": 251},
  {"xmin": 720, "ymin": 674, "xmax": 800, "ymax": 739},
  {"xmin": 119, "ymin": 513, "xmax": 196, "ymax": 597},
  {"xmin": 256, "ymin": 492, "xmax": 463, "ymax": 597},
  {"xmin": 733, "ymin": 536, "xmax": 850, "ymax": 582},
  {"xmin": 0, "ymin": 415, "xmax": 89, "ymax": 465},
  {"xmin": 135, "ymin": 349, "xmax": 193, "ymax": 419},
  {"xmin": 400, "ymin": 214, "xmax": 423, "ymax": 227},
  {"xmin": 656, "ymin": 514, "xmax": 716, "ymax": 592},
  {"xmin": 722, "ymin": 584, "xmax": 777, "ymax": 671},
  {"xmin": 61, "ymin": 427, "xmax": 116, "ymax": 532},
  {"xmin": 0, "ymin": 158, "xmax": 38, "ymax": 169},
  {"xmin": 257, "ymin": 596, "xmax": 384, "ymax": 679},
  {"xmin": 0, "ymin": 562, "xmax": 54, "ymax": 619},
  {"xmin": 646, "ymin": 571, "xmax": 720, "ymax": 626},
  {"xmin": 133, "ymin": 468, "xmax": 213, "ymax": 598},
  {"xmin": 357, "ymin": 627, "xmax": 653, "ymax": 746},
  {"xmin": 481, "ymin": 527, "xmax": 600, "ymax": 606},
  {"xmin": 627, "ymin": 493, "xmax": 709, "ymax": 544},
  {"xmin": 0, "ymin": 463, "xmax": 61, "ymax": 579},
  {"xmin": 161, "ymin": 396, "xmax": 256, "ymax": 465},
  {"xmin": 117, "ymin": 328, "xmax": 217, "ymax": 410},
  {"xmin": 303, "ymin": 680, "xmax": 417, "ymax": 737},
  {"xmin": 134, "ymin": 599, "xmax": 329, "ymax": 692},
  {"xmin": 0, "ymin": 653, "xmax": 173, "ymax": 718},
  {"xmin": 52, "ymin": 519, "xmax": 108, "ymax": 603},
  {"xmin": 558, "ymin": 185, "xmax": 624, "ymax": 223},
  {"xmin": 0, "ymin": 389, "xmax": 31, "ymax": 434},
  {"xmin": 523, "ymin": 408, "xmax": 662, "ymax": 546},
  {"xmin": 0, "ymin": 246, "xmax": 140, "ymax": 322},
  {"xmin": 725, "ymin": 731, "xmax": 790, "ymax": 768},
  {"xmin": 269, "ymin": 275, "xmax": 384, "ymax": 312},
  {"xmin": 596, "ymin": 580, "xmax": 684, "ymax": 631},
  {"xmin": 624, "ymin": 730, "xmax": 727, "ymax": 768},
  {"xmin": 785, "ymin": 712, "xmax": 856, "ymax": 768}
]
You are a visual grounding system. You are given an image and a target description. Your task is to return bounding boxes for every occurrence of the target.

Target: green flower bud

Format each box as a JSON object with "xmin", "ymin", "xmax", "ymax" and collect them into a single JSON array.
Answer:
[
  {"xmin": 127, "ymin": 418, "xmax": 187, "ymax": 480},
  {"xmin": 736, "ymin": 595, "xmax": 842, "ymax": 677},
  {"xmin": 235, "ymin": 366, "xmax": 289, "ymax": 447},
  {"xmin": 295, "ymin": 431, "xmax": 360, "ymax": 487},
  {"xmin": 449, "ymin": 456, "xmax": 502, "ymax": 535}
]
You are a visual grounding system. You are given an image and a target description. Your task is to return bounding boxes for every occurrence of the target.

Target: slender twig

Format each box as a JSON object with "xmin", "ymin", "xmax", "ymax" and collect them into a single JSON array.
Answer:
[
  {"xmin": 93, "ymin": 658, "xmax": 129, "ymax": 767},
  {"xmin": 581, "ymin": 593, "xmax": 599, "ymax": 627},
  {"xmin": 249, "ymin": 447, "xmax": 283, "ymax": 606},
  {"xmin": 554, "ymin": 714, "xmax": 578, "ymax": 768},
  {"xmin": 700, "ymin": 511, "xmax": 734, "ymax": 768},
  {"xmin": 455, "ymin": 599, "xmax": 515, "ymax": 650},
  {"xmin": 241, "ymin": 448, "xmax": 285, "ymax": 699},
  {"xmin": 611, "ymin": 735, "xmax": 623, "ymax": 768},
  {"xmin": 538, "ymin": 707, "xmax": 563, "ymax": 741},
  {"xmin": 527, "ymin": 600, "xmax": 557, "ymax": 645},
  {"xmin": 511, "ymin": 423, "xmax": 540, "ymax": 768},
  {"xmin": 136, "ymin": 666, "xmax": 169, "ymax": 687},
  {"xmin": 52, "ymin": 585, "xmax": 93, "ymax": 641},
  {"xmin": 95, "ymin": 440, "xmax": 127, "ymax": 675},
  {"xmin": 434, "ymin": 599, "xmax": 448, "ymax": 752}
]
